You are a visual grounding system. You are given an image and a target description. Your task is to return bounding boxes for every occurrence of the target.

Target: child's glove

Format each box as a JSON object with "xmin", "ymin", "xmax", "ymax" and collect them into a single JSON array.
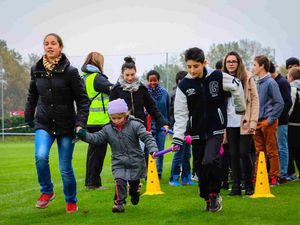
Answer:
[{"xmin": 76, "ymin": 128, "xmax": 87, "ymax": 139}]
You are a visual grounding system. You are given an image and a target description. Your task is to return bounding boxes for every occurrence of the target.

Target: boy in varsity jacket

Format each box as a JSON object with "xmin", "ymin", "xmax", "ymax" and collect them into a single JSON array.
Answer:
[{"xmin": 172, "ymin": 47, "xmax": 245, "ymax": 212}]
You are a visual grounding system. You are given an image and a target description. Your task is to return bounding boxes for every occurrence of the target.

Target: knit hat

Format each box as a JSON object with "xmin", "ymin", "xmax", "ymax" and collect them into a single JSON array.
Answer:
[
  {"xmin": 108, "ymin": 98, "xmax": 128, "ymax": 115},
  {"xmin": 286, "ymin": 57, "xmax": 299, "ymax": 69}
]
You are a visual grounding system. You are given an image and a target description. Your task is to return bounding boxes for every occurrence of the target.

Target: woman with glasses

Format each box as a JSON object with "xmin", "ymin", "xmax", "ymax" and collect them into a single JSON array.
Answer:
[{"xmin": 223, "ymin": 51, "xmax": 259, "ymax": 196}]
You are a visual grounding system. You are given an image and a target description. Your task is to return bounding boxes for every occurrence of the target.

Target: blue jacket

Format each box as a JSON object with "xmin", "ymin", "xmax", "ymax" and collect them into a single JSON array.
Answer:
[{"xmin": 256, "ymin": 74, "xmax": 284, "ymax": 124}]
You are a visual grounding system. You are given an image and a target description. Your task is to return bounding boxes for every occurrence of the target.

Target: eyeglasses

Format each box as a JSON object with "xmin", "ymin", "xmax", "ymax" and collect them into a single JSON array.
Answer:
[{"xmin": 226, "ymin": 61, "xmax": 239, "ymax": 64}]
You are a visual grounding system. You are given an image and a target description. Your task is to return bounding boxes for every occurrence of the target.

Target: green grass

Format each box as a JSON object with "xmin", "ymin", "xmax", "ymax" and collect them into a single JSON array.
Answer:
[{"xmin": 1, "ymin": 137, "xmax": 300, "ymax": 225}]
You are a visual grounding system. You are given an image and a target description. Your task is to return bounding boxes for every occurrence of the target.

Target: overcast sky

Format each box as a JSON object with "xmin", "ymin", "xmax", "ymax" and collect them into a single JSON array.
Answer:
[{"xmin": 1, "ymin": 0, "xmax": 299, "ymax": 81}]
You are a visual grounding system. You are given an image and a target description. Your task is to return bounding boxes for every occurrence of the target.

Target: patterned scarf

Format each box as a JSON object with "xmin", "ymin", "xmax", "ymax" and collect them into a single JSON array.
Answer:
[
  {"xmin": 148, "ymin": 84, "xmax": 164, "ymax": 101},
  {"xmin": 118, "ymin": 75, "xmax": 140, "ymax": 92},
  {"xmin": 43, "ymin": 54, "xmax": 62, "ymax": 74}
]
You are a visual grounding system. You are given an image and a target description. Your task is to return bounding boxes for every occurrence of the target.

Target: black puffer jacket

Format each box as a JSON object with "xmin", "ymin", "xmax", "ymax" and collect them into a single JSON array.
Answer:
[
  {"xmin": 25, "ymin": 54, "xmax": 89, "ymax": 136},
  {"xmin": 110, "ymin": 82, "xmax": 168, "ymax": 128}
]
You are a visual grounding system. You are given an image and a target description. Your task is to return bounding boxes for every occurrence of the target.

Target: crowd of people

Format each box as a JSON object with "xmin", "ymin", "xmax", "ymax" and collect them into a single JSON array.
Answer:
[{"xmin": 25, "ymin": 33, "xmax": 300, "ymax": 214}]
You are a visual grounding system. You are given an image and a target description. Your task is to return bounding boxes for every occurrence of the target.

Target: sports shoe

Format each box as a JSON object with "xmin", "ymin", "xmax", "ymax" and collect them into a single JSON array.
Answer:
[
  {"xmin": 112, "ymin": 204, "xmax": 125, "ymax": 213},
  {"xmin": 221, "ymin": 181, "xmax": 229, "ymax": 190},
  {"xmin": 191, "ymin": 174, "xmax": 199, "ymax": 182},
  {"xmin": 209, "ymin": 194, "xmax": 222, "ymax": 212},
  {"xmin": 35, "ymin": 193, "xmax": 56, "ymax": 208},
  {"xmin": 169, "ymin": 180, "xmax": 182, "ymax": 186},
  {"xmin": 66, "ymin": 203, "xmax": 78, "ymax": 213},
  {"xmin": 131, "ymin": 193, "xmax": 140, "ymax": 205},
  {"xmin": 228, "ymin": 189, "xmax": 241, "ymax": 196},
  {"xmin": 270, "ymin": 176, "xmax": 279, "ymax": 186},
  {"xmin": 85, "ymin": 186, "xmax": 108, "ymax": 190},
  {"xmin": 203, "ymin": 200, "xmax": 210, "ymax": 212},
  {"xmin": 182, "ymin": 177, "xmax": 197, "ymax": 186}
]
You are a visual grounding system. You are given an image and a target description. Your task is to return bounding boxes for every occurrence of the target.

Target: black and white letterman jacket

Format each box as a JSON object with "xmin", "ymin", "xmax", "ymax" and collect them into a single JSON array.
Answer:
[{"xmin": 173, "ymin": 67, "xmax": 246, "ymax": 146}]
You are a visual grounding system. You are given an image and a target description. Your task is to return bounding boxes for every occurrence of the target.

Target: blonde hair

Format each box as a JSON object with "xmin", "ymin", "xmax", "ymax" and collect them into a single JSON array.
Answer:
[
  {"xmin": 83, "ymin": 52, "xmax": 104, "ymax": 73},
  {"xmin": 288, "ymin": 66, "xmax": 300, "ymax": 81}
]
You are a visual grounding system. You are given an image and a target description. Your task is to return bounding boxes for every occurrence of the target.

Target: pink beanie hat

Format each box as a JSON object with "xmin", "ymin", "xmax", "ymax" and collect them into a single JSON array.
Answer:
[{"xmin": 108, "ymin": 98, "xmax": 128, "ymax": 115}]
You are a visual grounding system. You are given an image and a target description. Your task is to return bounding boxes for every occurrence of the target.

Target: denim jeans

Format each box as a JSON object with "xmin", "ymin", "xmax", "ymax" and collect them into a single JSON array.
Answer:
[
  {"xmin": 152, "ymin": 130, "xmax": 166, "ymax": 176},
  {"xmin": 170, "ymin": 143, "xmax": 191, "ymax": 180},
  {"xmin": 277, "ymin": 124, "xmax": 289, "ymax": 176},
  {"xmin": 35, "ymin": 129, "xmax": 77, "ymax": 203}
]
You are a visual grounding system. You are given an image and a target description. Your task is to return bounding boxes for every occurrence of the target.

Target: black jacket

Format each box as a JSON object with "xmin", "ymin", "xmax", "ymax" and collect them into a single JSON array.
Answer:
[
  {"xmin": 110, "ymin": 82, "xmax": 168, "ymax": 128},
  {"xmin": 25, "ymin": 54, "xmax": 89, "ymax": 136}
]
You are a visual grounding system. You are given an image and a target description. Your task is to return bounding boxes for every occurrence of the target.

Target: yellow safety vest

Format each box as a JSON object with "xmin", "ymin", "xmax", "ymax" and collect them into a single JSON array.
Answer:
[{"xmin": 82, "ymin": 72, "xmax": 109, "ymax": 125}]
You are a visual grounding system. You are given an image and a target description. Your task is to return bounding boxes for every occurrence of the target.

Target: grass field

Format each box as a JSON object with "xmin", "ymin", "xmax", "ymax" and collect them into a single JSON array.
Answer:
[{"xmin": 1, "ymin": 136, "xmax": 300, "ymax": 225}]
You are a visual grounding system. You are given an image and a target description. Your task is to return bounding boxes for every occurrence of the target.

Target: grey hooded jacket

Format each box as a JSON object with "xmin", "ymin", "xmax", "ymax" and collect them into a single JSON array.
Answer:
[{"xmin": 82, "ymin": 116, "xmax": 158, "ymax": 180}]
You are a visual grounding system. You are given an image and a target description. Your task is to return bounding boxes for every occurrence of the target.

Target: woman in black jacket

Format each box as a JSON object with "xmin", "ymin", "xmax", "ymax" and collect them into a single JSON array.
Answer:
[
  {"xmin": 110, "ymin": 56, "xmax": 169, "ymax": 178},
  {"xmin": 24, "ymin": 33, "xmax": 89, "ymax": 213}
]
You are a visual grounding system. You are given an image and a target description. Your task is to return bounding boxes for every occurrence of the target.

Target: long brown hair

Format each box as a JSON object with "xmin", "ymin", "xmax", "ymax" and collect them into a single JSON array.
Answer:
[
  {"xmin": 83, "ymin": 52, "xmax": 104, "ymax": 73},
  {"xmin": 223, "ymin": 51, "xmax": 248, "ymax": 85}
]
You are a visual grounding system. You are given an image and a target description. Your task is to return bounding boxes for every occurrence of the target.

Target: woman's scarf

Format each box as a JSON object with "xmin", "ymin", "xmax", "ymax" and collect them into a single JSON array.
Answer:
[
  {"xmin": 148, "ymin": 84, "xmax": 164, "ymax": 101},
  {"xmin": 43, "ymin": 54, "xmax": 62, "ymax": 74},
  {"xmin": 118, "ymin": 75, "xmax": 140, "ymax": 92}
]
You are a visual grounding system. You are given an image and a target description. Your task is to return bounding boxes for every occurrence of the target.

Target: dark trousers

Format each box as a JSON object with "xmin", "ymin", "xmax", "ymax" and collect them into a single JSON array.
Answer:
[
  {"xmin": 287, "ymin": 125, "xmax": 300, "ymax": 175},
  {"xmin": 85, "ymin": 126, "xmax": 108, "ymax": 187},
  {"xmin": 220, "ymin": 143, "xmax": 230, "ymax": 183},
  {"xmin": 227, "ymin": 128, "xmax": 254, "ymax": 190},
  {"xmin": 193, "ymin": 135, "xmax": 223, "ymax": 200},
  {"xmin": 114, "ymin": 178, "xmax": 140, "ymax": 205}
]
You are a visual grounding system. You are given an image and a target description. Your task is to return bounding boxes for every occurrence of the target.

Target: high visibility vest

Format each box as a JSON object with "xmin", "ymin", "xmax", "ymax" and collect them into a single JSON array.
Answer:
[{"xmin": 82, "ymin": 72, "xmax": 110, "ymax": 125}]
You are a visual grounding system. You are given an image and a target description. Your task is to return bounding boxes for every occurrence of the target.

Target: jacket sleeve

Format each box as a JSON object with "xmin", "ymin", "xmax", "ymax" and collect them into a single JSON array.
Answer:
[
  {"xmin": 248, "ymin": 77, "xmax": 259, "ymax": 129},
  {"xmin": 135, "ymin": 121, "xmax": 158, "ymax": 153},
  {"xmin": 268, "ymin": 81, "xmax": 284, "ymax": 124},
  {"xmin": 144, "ymin": 88, "xmax": 169, "ymax": 127},
  {"xmin": 222, "ymin": 72, "xmax": 246, "ymax": 115},
  {"xmin": 173, "ymin": 87, "xmax": 189, "ymax": 145},
  {"xmin": 289, "ymin": 86, "xmax": 297, "ymax": 115},
  {"xmin": 84, "ymin": 128, "xmax": 109, "ymax": 146},
  {"xmin": 70, "ymin": 67, "xmax": 90, "ymax": 128},
  {"xmin": 94, "ymin": 74, "xmax": 114, "ymax": 95},
  {"xmin": 109, "ymin": 85, "xmax": 119, "ymax": 101},
  {"xmin": 24, "ymin": 69, "xmax": 39, "ymax": 123},
  {"xmin": 279, "ymin": 80, "xmax": 292, "ymax": 120}
]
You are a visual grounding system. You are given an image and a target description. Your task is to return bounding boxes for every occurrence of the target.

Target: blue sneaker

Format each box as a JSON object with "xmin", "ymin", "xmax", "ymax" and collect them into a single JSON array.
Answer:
[
  {"xmin": 182, "ymin": 176, "xmax": 197, "ymax": 186},
  {"xmin": 169, "ymin": 180, "xmax": 182, "ymax": 186},
  {"xmin": 169, "ymin": 175, "xmax": 182, "ymax": 186}
]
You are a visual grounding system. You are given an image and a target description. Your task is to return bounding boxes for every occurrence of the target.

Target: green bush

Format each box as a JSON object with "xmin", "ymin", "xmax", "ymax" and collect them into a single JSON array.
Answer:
[{"xmin": 0, "ymin": 116, "xmax": 34, "ymax": 133}]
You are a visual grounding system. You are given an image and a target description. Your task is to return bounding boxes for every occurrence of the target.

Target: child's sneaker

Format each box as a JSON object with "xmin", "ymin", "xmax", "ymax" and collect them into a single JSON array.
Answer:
[
  {"xmin": 66, "ymin": 203, "xmax": 78, "ymax": 213},
  {"xmin": 35, "ymin": 193, "xmax": 56, "ymax": 208},
  {"xmin": 209, "ymin": 193, "xmax": 222, "ymax": 212},
  {"xmin": 131, "ymin": 194, "xmax": 140, "ymax": 205},
  {"xmin": 112, "ymin": 204, "xmax": 125, "ymax": 213}
]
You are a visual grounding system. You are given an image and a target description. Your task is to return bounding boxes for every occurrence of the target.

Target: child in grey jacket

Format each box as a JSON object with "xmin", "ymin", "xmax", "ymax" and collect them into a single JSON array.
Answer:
[{"xmin": 76, "ymin": 98, "xmax": 158, "ymax": 213}]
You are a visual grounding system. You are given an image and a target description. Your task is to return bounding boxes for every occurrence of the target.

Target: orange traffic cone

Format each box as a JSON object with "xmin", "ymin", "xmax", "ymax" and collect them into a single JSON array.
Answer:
[
  {"xmin": 143, "ymin": 155, "xmax": 164, "ymax": 195},
  {"xmin": 250, "ymin": 151, "xmax": 275, "ymax": 198}
]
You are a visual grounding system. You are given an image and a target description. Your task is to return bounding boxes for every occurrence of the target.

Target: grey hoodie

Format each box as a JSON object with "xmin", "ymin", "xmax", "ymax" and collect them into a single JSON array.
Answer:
[{"xmin": 256, "ymin": 73, "xmax": 284, "ymax": 124}]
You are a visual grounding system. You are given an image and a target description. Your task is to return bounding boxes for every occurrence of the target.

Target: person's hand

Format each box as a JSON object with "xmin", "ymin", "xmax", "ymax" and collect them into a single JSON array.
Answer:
[
  {"xmin": 163, "ymin": 125, "xmax": 169, "ymax": 134},
  {"xmin": 150, "ymin": 152, "xmax": 158, "ymax": 159},
  {"xmin": 171, "ymin": 144, "xmax": 181, "ymax": 152},
  {"xmin": 75, "ymin": 126, "xmax": 82, "ymax": 132},
  {"xmin": 248, "ymin": 128, "xmax": 255, "ymax": 133},
  {"xmin": 76, "ymin": 128, "xmax": 87, "ymax": 139}
]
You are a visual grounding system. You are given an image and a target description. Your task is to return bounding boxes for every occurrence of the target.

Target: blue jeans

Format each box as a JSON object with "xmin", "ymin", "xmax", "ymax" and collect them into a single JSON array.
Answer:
[
  {"xmin": 152, "ymin": 130, "xmax": 166, "ymax": 176},
  {"xmin": 277, "ymin": 124, "xmax": 289, "ymax": 176},
  {"xmin": 35, "ymin": 129, "xmax": 77, "ymax": 203},
  {"xmin": 170, "ymin": 143, "xmax": 191, "ymax": 180}
]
